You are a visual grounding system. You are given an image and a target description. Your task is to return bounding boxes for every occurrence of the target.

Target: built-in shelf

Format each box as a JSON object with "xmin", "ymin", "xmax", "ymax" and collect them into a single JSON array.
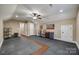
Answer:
[{"xmin": 3, "ymin": 27, "xmax": 12, "ymax": 39}]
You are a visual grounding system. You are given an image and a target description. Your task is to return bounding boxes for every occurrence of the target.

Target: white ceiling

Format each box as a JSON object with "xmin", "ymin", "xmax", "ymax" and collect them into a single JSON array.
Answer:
[
  {"xmin": 12, "ymin": 4, "xmax": 78, "ymax": 23},
  {"xmin": 0, "ymin": 4, "xmax": 17, "ymax": 20}
]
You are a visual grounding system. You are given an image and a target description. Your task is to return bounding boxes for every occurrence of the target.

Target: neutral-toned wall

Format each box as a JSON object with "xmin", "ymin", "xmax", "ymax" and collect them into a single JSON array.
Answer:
[
  {"xmin": 45, "ymin": 18, "xmax": 76, "ymax": 41},
  {"xmin": 0, "ymin": 5, "xmax": 17, "ymax": 48},
  {"xmin": 0, "ymin": 20, "xmax": 3, "ymax": 48},
  {"xmin": 24, "ymin": 22, "xmax": 35, "ymax": 36},
  {"xmin": 4, "ymin": 20, "xmax": 36, "ymax": 37},
  {"xmin": 4, "ymin": 20, "xmax": 21, "ymax": 36},
  {"xmin": 76, "ymin": 9, "xmax": 79, "ymax": 45},
  {"xmin": 19, "ymin": 22, "xmax": 25, "ymax": 35},
  {"xmin": 0, "ymin": 5, "xmax": 17, "ymax": 20},
  {"xmin": 34, "ymin": 23, "xmax": 40, "ymax": 36},
  {"xmin": 24, "ymin": 23, "xmax": 28, "ymax": 36}
]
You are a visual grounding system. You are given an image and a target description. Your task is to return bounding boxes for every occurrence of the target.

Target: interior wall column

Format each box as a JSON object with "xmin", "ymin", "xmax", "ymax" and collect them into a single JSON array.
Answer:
[
  {"xmin": 76, "ymin": 9, "xmax": 79, "ymax": 48},
  {"xmin": 0, "ymin": 19, "xmax": 3, "ymax": 48},
  {"xmin": 34, "ymin": 22, "xmax": 40, "ymax": 36}
]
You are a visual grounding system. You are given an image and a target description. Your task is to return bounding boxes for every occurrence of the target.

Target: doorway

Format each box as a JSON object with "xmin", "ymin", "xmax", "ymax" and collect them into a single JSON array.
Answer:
[{"xmin": 61, "ymin": 25, "xmax": 73, "ymax": 42}]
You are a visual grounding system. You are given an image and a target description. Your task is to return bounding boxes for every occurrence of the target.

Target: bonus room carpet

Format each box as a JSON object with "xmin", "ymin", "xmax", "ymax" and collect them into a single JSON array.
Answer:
[
  {"xmin": 30, "ymin": 36, "xmax": 79, "ymax": 55},
  {"xmin": 0, "ymin": 37, "xmax": 41, "ymax": 55}
]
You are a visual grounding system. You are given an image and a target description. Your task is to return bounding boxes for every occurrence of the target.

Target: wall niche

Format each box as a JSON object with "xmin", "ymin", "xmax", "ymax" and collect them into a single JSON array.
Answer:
[{"xmin": 47, "ymin": 24, "xmax": 55, "ymax": 29}]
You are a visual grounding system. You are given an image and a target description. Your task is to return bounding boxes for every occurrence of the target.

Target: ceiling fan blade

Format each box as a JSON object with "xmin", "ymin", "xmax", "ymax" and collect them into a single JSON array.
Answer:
[
  {"xmin": 33, "ymin": 13, "xmax": 37, "ymax": 16},
  {"xmin": 38, "ymin": 17, "xmax": 42, "ymax": 19},
  {"xmin": 37, "ymin": 15, "xmax": 41, "ymax": 17}
]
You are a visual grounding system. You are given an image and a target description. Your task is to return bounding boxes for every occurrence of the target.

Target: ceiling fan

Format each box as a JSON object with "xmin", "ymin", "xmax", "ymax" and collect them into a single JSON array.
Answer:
[
  {"xmin": 31, "ymin": 4, "xmax": 53, "ymax": 20},
  {"xmin": 32, "ymin": 13, "xmax": 42, "ymax": 20},
  {"xmin": 32, "ymin": 12, "xmax": 54, "ymax": 21},
  {"xmin": 25, "ymin": 13, "xmax": 42, "ymax": 23}
]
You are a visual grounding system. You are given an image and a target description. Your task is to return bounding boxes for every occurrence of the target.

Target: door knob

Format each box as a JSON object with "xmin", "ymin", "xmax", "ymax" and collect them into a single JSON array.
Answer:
[{"xmin": 62, "ymin": 32, "xmax": 64, "ymax": 33}]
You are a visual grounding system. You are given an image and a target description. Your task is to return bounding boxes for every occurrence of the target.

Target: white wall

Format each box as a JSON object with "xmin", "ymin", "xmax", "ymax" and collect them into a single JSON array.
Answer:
[
  {"xmin": 0, "ymin": 20, "xmax": 3, "ymax": 48},
  {"xmin": 29, "ymin": 23, "xmax": 35, "ymax": 35},
  {"xmin": 0, "ymin": 5, "xmax": 17, "ymax": 20},
  {"xmin": 19, "ymin": 22, "xmax": 35, "ymax": 36},
  {"xmin": 4, "ymin": 20, "xmax": 20, "ymax": 36},
  {"xmin": 24, "ymin": 23, "xmax": 28, "ymax": 36},
  {"xmin": 20, "ymin": 22, "xmax": 25, "ymax": 35},
  {"xmin": 23, "ymin": 22, "xmax": 35, "ymax": 36},
  {"xmin": 34, "ymin": 22, "xmax": 40, "ymax": 36},
  {"xmin": 0, "ymin": 5, "xmax": 17, "ymax": 48},
  {"xmin": 76, "ymin": 9, "xmax": 79, "ymax": 47},
  {"xmin": 45, "ymin": 19, "xmax": 76, "ymax": 41}
]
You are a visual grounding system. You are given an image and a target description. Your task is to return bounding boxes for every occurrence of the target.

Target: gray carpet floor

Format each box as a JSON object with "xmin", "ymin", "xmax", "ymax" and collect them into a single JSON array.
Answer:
[
  {"xmin": 0, "ymin": 36, "xmax": 79, "ymax": 55},
  {"xmin": 30, "ymin": 36, "xmax": 79, "ymax": 55},
  {"xmin": 0, "ymin": 37, "xmax": 40, "ymax": 55}
]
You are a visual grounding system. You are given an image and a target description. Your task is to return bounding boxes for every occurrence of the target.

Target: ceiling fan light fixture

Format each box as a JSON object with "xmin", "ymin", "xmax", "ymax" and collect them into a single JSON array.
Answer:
[{"xmin": 33, "ymin": 16, "xmax": 37, "ymax": 19}]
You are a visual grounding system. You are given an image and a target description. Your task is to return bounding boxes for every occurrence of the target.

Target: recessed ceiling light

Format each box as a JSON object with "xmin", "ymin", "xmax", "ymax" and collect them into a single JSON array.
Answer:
[{"xmin": 59, "ymin": 10, "xmax": 63, "ymax": 13}]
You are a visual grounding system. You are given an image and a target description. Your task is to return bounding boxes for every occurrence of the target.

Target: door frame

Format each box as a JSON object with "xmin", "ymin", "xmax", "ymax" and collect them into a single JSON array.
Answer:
[{"xmin": 61, "ymin": 24, "xmax": 73, "ymax": 43}]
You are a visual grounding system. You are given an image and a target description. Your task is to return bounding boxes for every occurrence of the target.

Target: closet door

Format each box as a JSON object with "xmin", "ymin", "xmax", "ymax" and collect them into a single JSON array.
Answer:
[
  {"xmin": 29, "ymin": 23, "xmax": 35, "ymax": 35},
  {"xmin": 61, "ymin": 25, "xmax": 73, "ymax": 42}
]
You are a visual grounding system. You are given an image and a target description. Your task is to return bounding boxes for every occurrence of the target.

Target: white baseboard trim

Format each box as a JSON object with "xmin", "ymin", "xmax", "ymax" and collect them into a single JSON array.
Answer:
[
  {"xmin": 74, "ymin": 41, "xmax": 79, "ymax": 49},
  {"xmin": 0, "ymin": 39, "xmax": 4, "ymax": 48},
  {"xmin": 55, "ymin": 38, "xmax": 79, "ymax": 49},
  {"xmin": 55, "ymin": 38, "xmax": 75, "ymax": 43}
]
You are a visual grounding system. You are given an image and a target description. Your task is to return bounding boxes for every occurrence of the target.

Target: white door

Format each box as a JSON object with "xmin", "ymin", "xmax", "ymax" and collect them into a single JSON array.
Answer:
[
  {"xmin": 29, "ymin": 23, "xmax": 35, "ymax": 35},
  {"xmin": 61, "ymin": 25, "xmax": 73, "ymax": 42},
  {"xmin": 20, "ymin": 23, "xmax": 25, "ymax": 34}
]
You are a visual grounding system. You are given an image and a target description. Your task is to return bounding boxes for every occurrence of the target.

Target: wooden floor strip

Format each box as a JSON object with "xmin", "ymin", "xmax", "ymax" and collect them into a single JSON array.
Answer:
[
  {"xmin": 32, "ymin": 43, "xmax": 48, "ymax": 55},
  {"xmin": 21, "ymin": 34, "xmax": 49, "ymax": 55}
]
